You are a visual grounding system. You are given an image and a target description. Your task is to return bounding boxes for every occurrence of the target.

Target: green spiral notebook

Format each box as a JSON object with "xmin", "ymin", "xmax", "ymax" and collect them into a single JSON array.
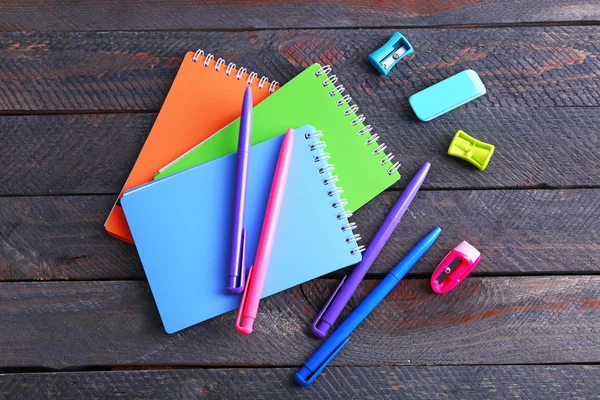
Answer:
[{"xmin": 155, "ymin": 64, "xmax": 400, "ymax": 211}]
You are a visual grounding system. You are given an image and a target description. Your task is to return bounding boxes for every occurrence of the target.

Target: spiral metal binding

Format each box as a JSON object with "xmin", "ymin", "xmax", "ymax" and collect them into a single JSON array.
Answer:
[
  {"xmin": 329, "ymin": 84, "xmax": 345, "ymax": 96},
  {"xmin": 323, "ymin": 175, "xmax": 339, "ymax": 186},
  {"xmin": 358, "ymin": 125, "xmax": 372, "ymax": 136},
  {"xmin": 306, "ymin": 128, "xmax": 363, "ymax": 256},
  {"xmin": 351, "ymin": 115, "xmax": 366, "ymax": 126},
  {"xmin": 203, "ymin": 54, "xmax": 214, "ymax": 67},
  {"xmin": 305, "ymin": 130, "xmax": 323, "ymax": 139},
  {"xmin": 344, "ymin": 105, "xmax": 359, "ymax": 116},
  {"xmin": 373, "ymin": 143, "xmax": 387, "ymax": 155},
  {"xmin": 327, "ymin": 185, "xmax": 342, "ymax": 197},
  {"xmin": 341, "ymin": 221, "xmax": 357, "ymax": 232},
  {"xmin": 258, "ymin": 76, "xmax": 268, "ymax": 89},
  {"xmin": 380, "ymin": 153, "xmax": 394, "ymax": 165},
  {"xmin": 225, "ymin": 62, "xmax": 236, "ymax": 76},
  {"xmin": 315, "ymin": 65, "xmax": 332, "ymax": 77},
  {"xmin": 318, "ymin": 163, "xmax": 335, "ymax": 174},
  {"xmin": 192, "ymin": 50, "xmax": 204, "ymax": 62},
  {"xmin": 214, "ymin": 58, "xmax": 225, "ymax": 71},
  {"xmin": 191, "ymin": 49, "xmax": 279, "ymax": 93},
  {"xmin": 346, "ymin": 233, "xmax": 362, "ymax": 243},
  {"xmin": 315, "ymin": 152, "xmax": 331, "ymax": 163},
  {"xmin": 366, "ymin": 134, "xmax": 379, "ymax": 146},
  {"xmin": 312, "ymin": 64, "xmax": 401, "ymax": 176},
  {"xmin": 309, "ymin": 140, "xmax": 327, "ymax": 151},
  {"xmin": 351, "ymin": 244, "xmax": 366, "ymax": 255},
  {"xmin": 322, "ymin": 75, "xmax": 338, "ymax": 87},
  {"xmin": 336, "ymin": 210, "xmax": 353, "ymax": 220},
  {"xmin": 247, "ymin": 71, "xmax": 258, "ymax": 85},
  {"xmin": 236, "ymin": 67, "xmax": 247, "ymax": 80},
  {"xmin": 332, "ymin": 198, "xmax": 348, "ymax": 209},
  {"xmin": 269, "ymin": 80, "xmax": 278, "ymax": 93},
  {"xmin": 336, "ymin": 95, "xmax": 352, "ymax": 106}
]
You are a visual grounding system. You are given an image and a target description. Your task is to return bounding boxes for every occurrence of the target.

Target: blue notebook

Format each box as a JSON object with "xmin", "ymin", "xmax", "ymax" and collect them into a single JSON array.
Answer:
[{"xmin": 122, "ymin": 125, "xmax": 363, "ymax": 333}]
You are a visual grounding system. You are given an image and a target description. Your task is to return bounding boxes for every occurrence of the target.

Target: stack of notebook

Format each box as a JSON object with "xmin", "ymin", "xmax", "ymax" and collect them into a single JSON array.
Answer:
[{"xmin": 105, "ymin": 49, "xmax": 401, "ymax": 333}]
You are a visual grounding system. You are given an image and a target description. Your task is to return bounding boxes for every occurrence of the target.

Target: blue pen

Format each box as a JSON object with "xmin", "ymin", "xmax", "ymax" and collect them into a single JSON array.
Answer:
[{"xmin": 295, "ymin": 227, "xmax": 442, "ymax": 386}]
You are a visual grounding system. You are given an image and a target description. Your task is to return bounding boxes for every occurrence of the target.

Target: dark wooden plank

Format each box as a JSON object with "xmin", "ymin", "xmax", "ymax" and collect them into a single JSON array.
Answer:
[
  {"xmin": 1, "ymin": 189, "xmax": 599, "ymax": 281},
  {"xmin": 0, "ymin": 114, "xmax": 150, "ymax": 196},
  {"xmin": 1, "ymin": 365, "xmax": 598, "ymax": 399},
  {"xmin": 1, "ymin": 1, "xmax": 598, "ymax": 32},
  {"xmin": 0, "ymin": 196, "xmax": 141, "ymax": 281},
  {"xmin": 0, "ymin": 277, "xmax": 598, "ymax": 368},
  {"xmin": 1, "ymin": 27, "xmax": 599, "ymax": 112},
  {"xmin": 354, "ymin": 189, "xmax": 600, "ymax": 275},
  {"xmin": 2, "ymin": 106, "xmax": 600, "ymax": 195}
]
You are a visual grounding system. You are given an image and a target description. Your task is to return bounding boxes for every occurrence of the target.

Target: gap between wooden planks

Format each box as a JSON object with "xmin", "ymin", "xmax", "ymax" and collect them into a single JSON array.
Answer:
[
  {"xmin": 0, "ymin": 276, "xmax": 598, "ymax": 368},
  {"xmin": 0, "ymin": 365, "xmax": 598, "ymax": 399},
  {"xmin": 0, "ymin": 0, "xmax": 598, "ymax": 31},
  {"xmin": 0, "ymin": 188, "xmax": 599, "ymax": 281},
  {"xmin": 0, "ymin": 27, "xmax": 598, "ymax": 112},
  {"xmin": 1, "ymin": 105, "xmax": 599, "ymax": 194}
]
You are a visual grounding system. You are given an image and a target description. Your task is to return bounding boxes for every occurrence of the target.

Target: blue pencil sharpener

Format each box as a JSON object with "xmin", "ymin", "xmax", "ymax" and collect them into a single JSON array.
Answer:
[{"xmin": 368, "ymin": 32, "xmax": 414, "ymax": 75}]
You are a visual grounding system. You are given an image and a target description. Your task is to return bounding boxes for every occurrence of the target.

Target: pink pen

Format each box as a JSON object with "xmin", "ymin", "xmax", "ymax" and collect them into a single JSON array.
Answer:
[{"xmin": 235, "ymin": 128, "xmax": 294, "ymax": 335}]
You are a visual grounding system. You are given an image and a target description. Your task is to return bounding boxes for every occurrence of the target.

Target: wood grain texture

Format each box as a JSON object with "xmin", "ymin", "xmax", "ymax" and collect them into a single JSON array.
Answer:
[
  {"xmin": 0, "ymin": 114, "xmax": 150, "ymax": 196},
  {"xmin": 0, "ymin": 1, "xmax": 597, "ymax": 394},
  {"xmin": 1, "ymin": 365, "xmax": 598, "ymax": 399},
  {"xmin": 0, "ymin": 277, "xmax": 597, "ymax": 368},
  {"xmin": 2, "ymin": 110, "xmax": 600, "ymax": 196},
  {"xmin": 0, "ymin": 196, "xmax": 140, "ymax": 281},
  {"xmin": 1, "ymin": 1, "xmax": 598, "ymax": 32},
  {"xmin": 1, "ymin": 189, "xmax": 598, "ymax": 281},
  {"xmin": 1, "ymin": 27, "xmax": 599, "ymax": 112}
]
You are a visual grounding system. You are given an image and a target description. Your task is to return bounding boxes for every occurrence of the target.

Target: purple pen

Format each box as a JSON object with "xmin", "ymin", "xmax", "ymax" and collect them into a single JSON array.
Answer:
[
  {"xmin": 311, "ymin": 162, "xmax": 431, "ymax": 337},
  {"xmin": 228, "ymin": 87, "xmax": 253, "ymax": 293}
]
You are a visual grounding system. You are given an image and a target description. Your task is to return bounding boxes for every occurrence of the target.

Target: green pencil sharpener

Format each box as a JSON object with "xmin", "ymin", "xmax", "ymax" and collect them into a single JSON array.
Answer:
[{"xmin": 448, "ymin": 130, "xmax": 495, "ymax": 170}]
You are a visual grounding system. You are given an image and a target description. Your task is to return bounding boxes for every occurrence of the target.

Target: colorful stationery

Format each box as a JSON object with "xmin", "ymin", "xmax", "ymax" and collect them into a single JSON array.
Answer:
[
  {"xmin": 368, "ymin": 32, "xmax": 414, "ymax": 75},
  {"xmin": 229, "ymin": 87, "xmax": 253, "ymax": 293},
  {"xmin": 105, "ymin": 50, "xmax": 278, "ymax": 243},
  {"xmin": 296, "ymin": 227, "xmax": 442, "ymax": 386},
  {"xmin": 431, "ymin": 241, "xmax": 481, "ymax": 294},
  {"xmin": 448, "ymin": 130, "xmax": 495, "ymax": 170},
  {"xmin": 154, "ymin": 64, "xmax": 401, "ymax": 213},
  {"xmin": 312, "ymin": 162, "xmax": 431, "ymax": 337},
  {"xmin": 236, "ymin": 129, "xmax": 294, "ymax": 335},
  {"xmin": 409, "ymin": 69, "xmax": 486, "ymax": 121},
  {"xmin": 121, "ymin": 126, "xmax": 362, "ymax": 333}
]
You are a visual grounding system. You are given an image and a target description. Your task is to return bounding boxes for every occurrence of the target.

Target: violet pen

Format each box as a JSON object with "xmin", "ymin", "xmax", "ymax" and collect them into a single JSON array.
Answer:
[
  {"xmin": 311, "ymin": 162, "xmax": 431, "ymax": 336},
  {"xmin": 228, "ymin": 87, "xmax": 253, "ymax": 293}
]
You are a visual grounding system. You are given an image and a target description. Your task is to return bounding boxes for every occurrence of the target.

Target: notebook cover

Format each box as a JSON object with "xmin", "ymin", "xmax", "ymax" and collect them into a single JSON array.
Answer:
[
  {"xmin": 105, "ymin": 51, "xmax": 278, "ymax": 243},
  {"xmin": 122, "ymin": 126, "xmax": 362, "ymax": 333},
  {"xmin": 154, "ymin": 64, "xmax": 400, "ymax": 213}
]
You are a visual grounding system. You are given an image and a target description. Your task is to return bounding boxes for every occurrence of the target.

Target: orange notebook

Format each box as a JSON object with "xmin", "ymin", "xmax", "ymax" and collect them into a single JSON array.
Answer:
[{"xmin": 105, "ymin": 50, "xmax": 278, "ymax": 243}]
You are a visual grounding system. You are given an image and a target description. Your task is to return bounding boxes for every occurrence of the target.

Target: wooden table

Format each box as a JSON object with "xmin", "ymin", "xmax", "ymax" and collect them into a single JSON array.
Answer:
[{"xmin": 1, "ymin": 1, "xmax": 599, "ymax": 398}]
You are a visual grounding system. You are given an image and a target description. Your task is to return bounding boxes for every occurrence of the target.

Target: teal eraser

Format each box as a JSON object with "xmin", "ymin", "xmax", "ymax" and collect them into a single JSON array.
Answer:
[{"xmin": 408, "ymin": 70, "xmax": 486, "ymax": 121}]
